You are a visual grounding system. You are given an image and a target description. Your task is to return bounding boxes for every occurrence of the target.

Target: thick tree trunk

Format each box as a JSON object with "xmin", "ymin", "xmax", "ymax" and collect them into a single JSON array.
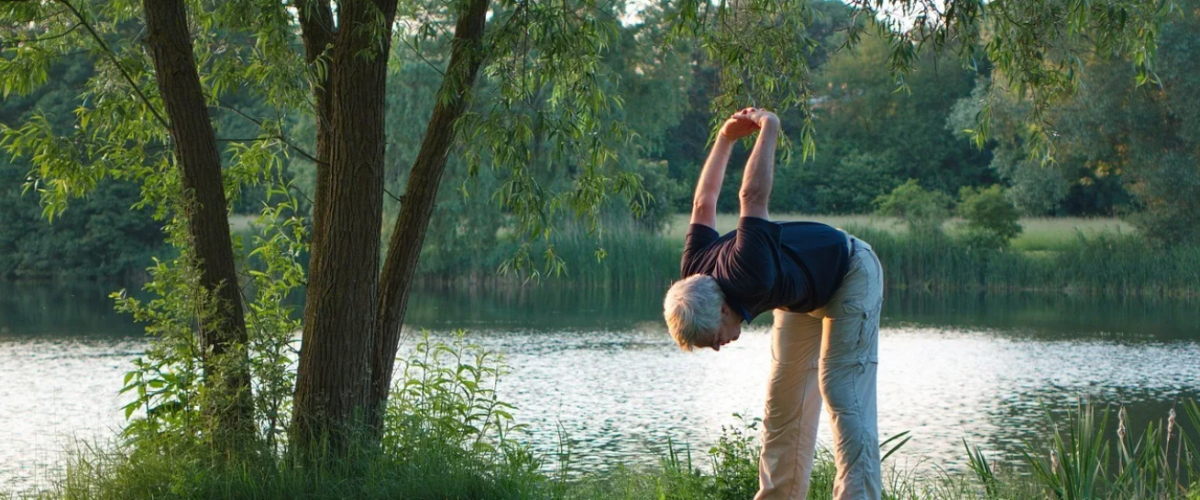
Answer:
[
  {"xmin": 368, "ymin": 0, "xmax": 491, "ymax": 432},
  {"xmin": 141, "ymin": 0, "xmax": 254, "ymax": 443},
  {"xmin": 292, "ymin": 0, "xmax": 398, "ymax": 451}
]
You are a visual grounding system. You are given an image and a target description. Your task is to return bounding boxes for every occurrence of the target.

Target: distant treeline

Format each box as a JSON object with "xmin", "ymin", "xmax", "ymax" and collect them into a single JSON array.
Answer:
[{"xmin": 3, "ymin": 0, "xmax": 1198, "ymax": 281}]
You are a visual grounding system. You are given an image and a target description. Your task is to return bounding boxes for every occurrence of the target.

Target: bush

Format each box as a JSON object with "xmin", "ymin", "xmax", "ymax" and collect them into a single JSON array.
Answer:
[
  {"xmin": 873, "ymin": 179, "xmax": 953, "ymax": 235},
  {"xmin": 957, "ymin": 185, "xmax": 1023, "ymax": 249},
  {"xmin": 811, "ymin": 151, "xmax": 904, "ymax": 214},
  {"xmin": 1126, "ymin": 151, "xmax": 1200, "ymax": 245}
]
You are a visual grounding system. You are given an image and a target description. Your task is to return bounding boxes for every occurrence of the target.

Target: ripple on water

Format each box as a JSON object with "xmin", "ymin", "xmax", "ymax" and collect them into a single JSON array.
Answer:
[
  {"xmin": 0, "ymin": 338, "xmax": 142, "ymax": 493},
  {"xmin": 406, "ymin": 325, "xmax": 1200, "ymax": 474},
  {"xmin": 2, "ymin": 315, "xmax": 1198, "ymax": 490}
]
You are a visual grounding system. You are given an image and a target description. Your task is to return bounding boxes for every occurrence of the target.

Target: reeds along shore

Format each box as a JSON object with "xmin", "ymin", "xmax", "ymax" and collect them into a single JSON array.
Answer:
[{"xmin": 414, "ymin": 220, "xmax": 1200, "ymax": 297}]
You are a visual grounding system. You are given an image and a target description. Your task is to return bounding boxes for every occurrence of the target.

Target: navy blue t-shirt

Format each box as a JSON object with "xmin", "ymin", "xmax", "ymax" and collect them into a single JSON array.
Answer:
[{"xmin": 681, "ymin": 217, "xmax": 851, "ymax": 321}]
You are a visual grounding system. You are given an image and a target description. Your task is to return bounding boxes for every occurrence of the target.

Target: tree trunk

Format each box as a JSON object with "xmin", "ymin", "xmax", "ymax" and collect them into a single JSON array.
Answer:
[
  {"xmin": 368, "ymin": 0, "xmax": 491, "ymax": 432},
  {"xmin": 141, "ymin": 0, "xmax": 254, "ymax": 444},
  {"xmin": 292, "ymin": 0, "xmax": 398, "ymax": 452},
  {"xmin": 297, "ymin": 0, "xmax": 334, "ymax": 281}
]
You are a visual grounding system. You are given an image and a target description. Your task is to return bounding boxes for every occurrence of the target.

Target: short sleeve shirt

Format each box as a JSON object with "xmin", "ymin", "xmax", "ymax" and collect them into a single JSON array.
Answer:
[{"xmin": 681, "ymin": 217, "xmax": 851, "ymax": 321}]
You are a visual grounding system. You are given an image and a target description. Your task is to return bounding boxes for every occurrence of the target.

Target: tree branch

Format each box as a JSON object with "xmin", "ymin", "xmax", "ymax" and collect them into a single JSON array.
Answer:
[
  {"xmin": 396, "ymin": 31, "xmax": 445, "ymax": 76},
  {"xmin": 212, "ymin": 105, "xmax": 404, "ymax": 205},
  {"xmin": 54, "ymin": 0, "xmax": 171, "ymax": 131},
  {"xmin": 1, "ymin": 22, "xmax": 81, "ymax": 47}
]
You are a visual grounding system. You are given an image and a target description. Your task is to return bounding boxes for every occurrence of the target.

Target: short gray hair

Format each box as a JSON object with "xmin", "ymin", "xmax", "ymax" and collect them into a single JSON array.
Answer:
[{"xmin": 663, "ymin": 274, "xmax": 724, "ymax": 351}]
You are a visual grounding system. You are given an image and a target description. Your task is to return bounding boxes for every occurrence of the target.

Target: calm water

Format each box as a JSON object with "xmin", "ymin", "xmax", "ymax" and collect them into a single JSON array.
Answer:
[{"xmin": 2, "ymin": 281, "xmax": 1199, "ymax": 491}]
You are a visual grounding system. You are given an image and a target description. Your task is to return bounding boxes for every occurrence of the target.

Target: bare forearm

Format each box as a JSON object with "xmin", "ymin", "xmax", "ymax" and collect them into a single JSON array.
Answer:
[
  {"xmin": 739, "ymin": 117, "xmax": 779, "ymax": 220},
  {"xmin": 691, "ymin": 136, "xmax": 735, "ymax": 228}
]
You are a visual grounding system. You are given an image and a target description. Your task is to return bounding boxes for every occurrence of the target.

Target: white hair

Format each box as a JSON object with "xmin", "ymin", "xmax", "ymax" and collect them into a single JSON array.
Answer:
[{"xmin": 663, "ymin": 274, "xmax": 724, "ymax": 351}]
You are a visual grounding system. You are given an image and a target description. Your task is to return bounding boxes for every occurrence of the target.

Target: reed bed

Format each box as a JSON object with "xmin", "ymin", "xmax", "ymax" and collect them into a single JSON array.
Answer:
[
  {"xmin": 855, "ymin": 227, "xmax": 1200, "ymax": 297},
  {"xmin": 421, "ymin": 216, "xmax": 1200, "ymax": 297},
  {"xmin": 665, "ymin": 214, "xmax": 1138, "ymax": 251}
]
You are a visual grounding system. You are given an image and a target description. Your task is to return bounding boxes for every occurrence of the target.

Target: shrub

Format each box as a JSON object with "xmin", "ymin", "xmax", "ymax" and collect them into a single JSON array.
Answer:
[
  {"xmin": 810, "ymin": 151, "xmax": 904, "ymax": 214},
  {"xmin": 873, "ymin": 179, "xmax": 953, "ymax": 235},
  {"xmin": 1126, "ymin": 151, "xmax": 1200, "ymax": 245},
  {"xmin": 957, "ymin": 185, "xmax": 1023, "ymax": 248}
]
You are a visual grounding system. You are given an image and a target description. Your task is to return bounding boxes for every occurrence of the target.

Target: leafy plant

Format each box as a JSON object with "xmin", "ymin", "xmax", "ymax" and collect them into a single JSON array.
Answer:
[
  {"xmin": 957, "ymin": 185, "xmax": 1023, "ymax": 249},
  {"xmin": 384, "ymin": 331, "xmax": 538, "ymax": 476},
  {"xmin": 874, "ymin": 179, "xmax": 954, "ymax": 236}
]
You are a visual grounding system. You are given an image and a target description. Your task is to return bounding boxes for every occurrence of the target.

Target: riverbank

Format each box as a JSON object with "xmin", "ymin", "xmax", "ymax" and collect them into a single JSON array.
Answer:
[{"xmin": 6, "ymin": 334, "xmax": 1199, "ymax": 499}]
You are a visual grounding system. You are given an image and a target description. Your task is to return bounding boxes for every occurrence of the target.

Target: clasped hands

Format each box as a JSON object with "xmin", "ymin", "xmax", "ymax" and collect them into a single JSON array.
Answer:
[{"xmin": 719, "ymin": 107, "xmax": 779, "ymax": 141}]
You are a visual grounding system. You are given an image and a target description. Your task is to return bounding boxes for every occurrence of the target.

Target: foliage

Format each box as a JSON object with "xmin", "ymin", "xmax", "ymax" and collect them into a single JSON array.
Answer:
[
  {"xmin": 0, "ymin": 165, "xmax": 164, "ymax": 282},
  {"xmin": 873, "ymin": 179, "xmax": 954, "ymax": 236},
  {"xmin": 416, "ymin": 215, "xmax": 1200, "ymax": 297},
  {"xmin": 112, "ymin": 176, "xmax": 306, "ymax": 450},
  {"xmin": 21, "ymin": 334, "xmax": 550, "ymax": 500},
  {"xmin": 949, "ymin": 0, "xmax": 1200, "ymax": 241},
  {"xmin": 385, "ymin": 332, "xmax": 533, "ymax": 468},
  {"xmin": 808, "ymin": 151, "xmax": 905, "ymax": 214},
  {"xmin": 957, "ymin": 185, "xmax": 1023, "ymax": 249},
  {"xmin": 1125, "ymin": 151, "xmax": 1200, "ymax": 245},
  {"xmin": 2, "ymin": 0, "xmax": 1196, "ymax": 281},
  {"xmin": 0, "ymin": 55, "xmax": 164, "ymax": 282},
  {"xmin": 810, "ymin": 30, "xmax": 992, "ymax": 198},
  {"xmin": 958, "ymin": 401, "xmax": 1200, "ymax": 500}
]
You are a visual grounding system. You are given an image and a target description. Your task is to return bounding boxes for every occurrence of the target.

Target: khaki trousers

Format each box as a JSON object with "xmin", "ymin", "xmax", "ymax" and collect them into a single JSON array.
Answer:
[{"xmin": 755, "ymin": 238, "xmax": 883, "ymax": 500}]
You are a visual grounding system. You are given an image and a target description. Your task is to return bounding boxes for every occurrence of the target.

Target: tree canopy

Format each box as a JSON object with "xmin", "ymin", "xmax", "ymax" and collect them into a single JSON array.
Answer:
[{"xmin": 0, "ymin": 0, "xmax": 1186, "ymax": 456}]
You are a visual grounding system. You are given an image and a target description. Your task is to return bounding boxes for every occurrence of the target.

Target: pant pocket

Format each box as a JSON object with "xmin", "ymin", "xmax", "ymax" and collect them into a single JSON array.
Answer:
[{"xmin": 823, "ymin": 312, "xmax": 867, "ymax": 366}]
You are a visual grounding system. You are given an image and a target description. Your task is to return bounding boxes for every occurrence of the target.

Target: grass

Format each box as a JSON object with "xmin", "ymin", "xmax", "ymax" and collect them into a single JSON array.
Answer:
[
  {"xmin": 481, "ymin": 213, "xmax": 1197, "ymax": 297},
  {"xmin": 238, "ymin": 211, "xmax": 1182, "ymax": 295},
  {"xmin": 853, "ymin": 226, "xmax": 1200, "ymax": 296},
  {"xmin": 8, "ymin": 336, "xmax": 1200, "ymax": 500},
  {"xmin": 664, "ymin": 214, "xmax": 1137, "ymax": 252}
]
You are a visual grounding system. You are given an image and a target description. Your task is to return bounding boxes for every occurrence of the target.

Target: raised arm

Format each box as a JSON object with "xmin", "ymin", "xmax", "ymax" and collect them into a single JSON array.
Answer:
[
  {"xmin": 737, "ymin": 109, "xmax": 780, "ymax": 220},
  {"xmin": 691, "ymin": 114, "xmax": 759, "ymax": 228}
]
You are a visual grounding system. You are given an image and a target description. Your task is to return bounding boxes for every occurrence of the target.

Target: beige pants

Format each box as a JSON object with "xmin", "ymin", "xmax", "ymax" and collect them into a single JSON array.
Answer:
[{"xmin": 755, "ymin": 238, "xmax": 883, "ymax": 500}]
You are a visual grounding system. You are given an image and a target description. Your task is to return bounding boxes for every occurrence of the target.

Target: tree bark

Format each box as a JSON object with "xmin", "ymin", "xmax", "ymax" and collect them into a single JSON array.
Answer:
[
  {"xmin": 292, "ymin": 0, "xmax": 399, "ymax": 451},
  {"xmin": 368, "ymin": 0, "xmax": 491, "ymax": 432},
  {"xmin": 141, "ymin": 0, "xmax": 254, "ymax": 443},
  {"xmin": 297, "ymin": 0, "xmax": 334, "ymax": 279}
]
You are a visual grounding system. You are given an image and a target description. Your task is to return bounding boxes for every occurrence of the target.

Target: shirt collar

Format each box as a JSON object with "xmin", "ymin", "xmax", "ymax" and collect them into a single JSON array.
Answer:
[{"xmin": 728, "ymin": 299, "xmax": 752, "ymax": 324}]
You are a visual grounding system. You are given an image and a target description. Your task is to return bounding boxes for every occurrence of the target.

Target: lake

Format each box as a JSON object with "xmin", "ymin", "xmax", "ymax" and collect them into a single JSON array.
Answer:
[{"xmin": 2, "ymin": 281, "xmax": 1199, "ymax": 492}]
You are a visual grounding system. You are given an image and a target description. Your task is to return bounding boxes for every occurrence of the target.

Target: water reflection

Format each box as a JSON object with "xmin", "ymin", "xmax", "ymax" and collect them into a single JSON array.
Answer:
[
  {"xmin": 406, "ymin": 285, "xmax": 1200, "ymax": 341},
  {"xmin": 404, "ymin": 285, "xmax": 1200, "ymax": 472},
  {"xmin": 1, "ymin": 282, "xmax": 1198, "ymax": 491},
  {"xmin": 0, "ymin": 282, "xmax": 137, "ymax": 339}
]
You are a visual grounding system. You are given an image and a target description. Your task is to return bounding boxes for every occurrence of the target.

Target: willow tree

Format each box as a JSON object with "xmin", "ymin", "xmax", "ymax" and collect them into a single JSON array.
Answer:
[{"xmin": 0, "ymin": 0, "xmax": 1173, "ymax": 455}]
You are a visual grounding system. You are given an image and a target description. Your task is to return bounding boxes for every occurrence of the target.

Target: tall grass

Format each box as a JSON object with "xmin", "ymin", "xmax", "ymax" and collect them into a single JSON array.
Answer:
[
  {"xmin": 422, "ymin": 217, "xmax": 1200, "ymax": 296},
  {"xmin": 664, "ymin": 214, "xmax": 1137, "ymax": 252},
  {"xmin": 417, "ymin": 220, "xmax": 681, "ymax": 289},
  {"xmin": 855, "ymin": 227, "xmax": 1200, "ymax": 297},
  {"xmin": 11, "ymin": 334, "xmax": 1200, "ymax": 500}
]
